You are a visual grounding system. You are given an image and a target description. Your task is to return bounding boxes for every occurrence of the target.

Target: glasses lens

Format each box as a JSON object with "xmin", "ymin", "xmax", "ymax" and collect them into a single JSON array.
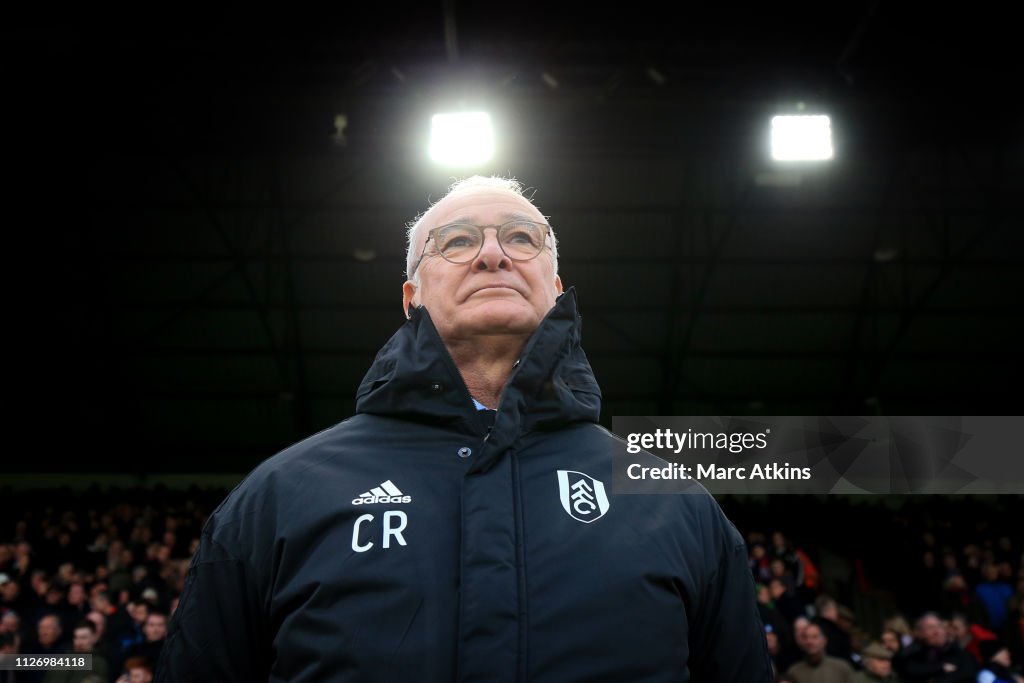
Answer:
[
  {"xmin": 435, "ymin": 224, "xmax": 483, "ymax": 262},
  {"xmin": 433, "ymin": 221, "xmax": 547, "ymax": 263},
  {"xmin": 499, "ymin": 221, "xmax": 545, "ymax": 259}
]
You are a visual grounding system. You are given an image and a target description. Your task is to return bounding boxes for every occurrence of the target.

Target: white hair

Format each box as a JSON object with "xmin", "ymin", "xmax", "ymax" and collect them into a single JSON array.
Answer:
[{"xmin": 405, "ymin": 175, "xmax": 559, "ymax": 284}]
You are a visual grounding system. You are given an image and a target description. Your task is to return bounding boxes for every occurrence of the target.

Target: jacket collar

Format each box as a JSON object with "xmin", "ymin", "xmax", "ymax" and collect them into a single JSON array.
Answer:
[{"xmin": 355, "ymin": 287, "xmax": 601, "ymax": 437}]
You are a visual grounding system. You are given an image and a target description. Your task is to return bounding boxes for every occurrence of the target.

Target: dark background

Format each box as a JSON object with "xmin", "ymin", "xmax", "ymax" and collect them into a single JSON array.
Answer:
[{"xmin": 5, "ymin": 1, "xmax": 1022, "ymax": 474}]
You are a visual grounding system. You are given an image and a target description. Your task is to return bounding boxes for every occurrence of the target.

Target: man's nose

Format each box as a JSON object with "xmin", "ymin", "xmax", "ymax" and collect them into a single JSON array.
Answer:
[{"xmin": 473, "ymin": 228, "xmax": 509, "ymax": 271}]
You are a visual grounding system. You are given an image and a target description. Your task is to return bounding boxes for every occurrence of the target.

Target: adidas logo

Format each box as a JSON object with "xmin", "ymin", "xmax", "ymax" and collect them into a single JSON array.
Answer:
[{"xmin": 352, "ymin": 480, "xmax": 412, "ymax": 505}]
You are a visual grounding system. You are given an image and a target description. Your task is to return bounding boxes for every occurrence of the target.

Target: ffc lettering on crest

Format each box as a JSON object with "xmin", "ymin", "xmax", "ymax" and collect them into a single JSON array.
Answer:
[{"xmin": 556, "ymin": 470, "xmax": 610, "ymax": 523}]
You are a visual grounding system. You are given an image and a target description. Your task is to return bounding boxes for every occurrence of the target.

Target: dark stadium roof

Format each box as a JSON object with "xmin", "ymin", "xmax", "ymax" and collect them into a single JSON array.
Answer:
[{"xmin": 7, "ymin": 1, "xmax": 1022, "ymax": 472}]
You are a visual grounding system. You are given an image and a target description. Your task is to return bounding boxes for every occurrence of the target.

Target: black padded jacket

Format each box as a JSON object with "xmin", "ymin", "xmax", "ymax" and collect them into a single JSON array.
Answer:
[{"xmin": 156, "ymin": 289, "xmax": 772, "ymax": 682}]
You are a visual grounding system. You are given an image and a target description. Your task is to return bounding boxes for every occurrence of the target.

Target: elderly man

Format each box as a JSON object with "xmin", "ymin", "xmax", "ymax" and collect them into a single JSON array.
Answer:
[
  {"xmin": 20, "ymin": 614, "xmax": 64, "ymax": 683},
  {"xmin": 157, "ymin": 176, "xmax": 771, "ymax": 682},
  {"xmin": 853, "ymin": 642, "xmax": 902, "ymax": 683},
  {"xmin": 893, "ymin": 612, "xmax": 976, "ymax": 683}
]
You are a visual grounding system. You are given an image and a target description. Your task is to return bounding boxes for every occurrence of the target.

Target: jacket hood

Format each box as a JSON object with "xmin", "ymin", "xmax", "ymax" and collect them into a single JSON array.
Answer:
[{"xmin": 355, "ymin": 287, "xmax": 601, "ymax": 437}]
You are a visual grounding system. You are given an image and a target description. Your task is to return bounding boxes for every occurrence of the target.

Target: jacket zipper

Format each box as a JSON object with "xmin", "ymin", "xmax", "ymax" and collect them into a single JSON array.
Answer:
[{"xmin": 510, "ymin": 448, "xmax": 528, "ymax": 683}]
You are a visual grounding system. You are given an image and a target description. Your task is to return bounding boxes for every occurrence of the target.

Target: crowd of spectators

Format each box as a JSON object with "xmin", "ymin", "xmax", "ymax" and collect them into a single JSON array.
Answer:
[
  {"xmin": 750, "ymin": 526, "xmax": 1024, "ymax": 682},
  {"xmin": 1, "ymin": 485, "xmax": 1021, "ymax": 682},
  {"xmin": 0, "ymin": 485, "xmax": 221, "ymax": 682}
]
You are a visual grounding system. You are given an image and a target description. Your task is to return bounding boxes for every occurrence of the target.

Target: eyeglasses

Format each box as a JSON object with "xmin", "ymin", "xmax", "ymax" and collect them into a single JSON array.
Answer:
[{"xmin": 410, "ymin": 220, "xmax": 552, "ymax": 277}]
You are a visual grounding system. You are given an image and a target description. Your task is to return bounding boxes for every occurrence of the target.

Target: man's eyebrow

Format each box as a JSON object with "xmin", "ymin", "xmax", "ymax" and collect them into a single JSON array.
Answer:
[
  {"xmin": 501, "ymin": 211, "xmax": 540, "ymax": 222},
  {"xmin": 441, "ymin": 211, "xmax": 541, "ymax": 225}
]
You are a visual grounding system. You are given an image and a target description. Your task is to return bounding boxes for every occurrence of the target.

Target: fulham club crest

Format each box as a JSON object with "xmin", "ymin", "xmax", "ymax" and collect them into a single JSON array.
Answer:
[{"xmin": 557, "ymin": 470, "xmax": 610, "ymax": 523}]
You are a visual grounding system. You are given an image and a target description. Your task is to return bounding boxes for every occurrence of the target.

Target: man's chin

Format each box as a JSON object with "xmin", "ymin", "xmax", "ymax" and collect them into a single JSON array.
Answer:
[{"xmin": 457, "ymin": 302, "xmax": 541, "ymax": 336}]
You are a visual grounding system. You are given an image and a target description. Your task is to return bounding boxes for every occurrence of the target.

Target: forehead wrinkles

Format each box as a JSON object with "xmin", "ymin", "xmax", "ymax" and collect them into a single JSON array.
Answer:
[
  {"xmin": 439, "ymin": 210, "xmax": 542, "ymax": 226},
  {"xmin": 429, "ymin": 191, "xmax": 541, "ymax": 227}
]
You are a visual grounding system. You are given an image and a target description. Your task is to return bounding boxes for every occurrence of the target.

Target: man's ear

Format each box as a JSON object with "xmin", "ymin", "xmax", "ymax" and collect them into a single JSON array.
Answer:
[
  {"xmin": 402, "ymin": 281, "xmax": 417, "ymax": 319},
  {"xmin": 554, "ymin": 275, "xmax": 563, "ymax": 295}
]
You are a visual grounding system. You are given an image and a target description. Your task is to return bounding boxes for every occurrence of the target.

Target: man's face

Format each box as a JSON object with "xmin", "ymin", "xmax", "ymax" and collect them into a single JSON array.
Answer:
[
  {"xmin": 128, "ymin": 667, "xmax": 153, "ymax": 683},
  {"xmin": 37, "ymin": 616, "xmax": 60, "ymax": 647},
  {"xmin": 0, "ymin": 613, "xmax": 19, "ymax": 634},
  {"xmin": 793, "ymin": 617, "xmax": 810, "ymax": 648},
  {"xmin": 72, "ymin": 626, "xmax": 96, "ymax": 652},
  {"xmin": 801, "ymin": 625, "xmax": 826, "ymax": 657},
  {"xmin": 130, "ymin": 602, "xmax": 149, "ymax": 625},
  {"xmin": 865, "ymin": 657, "xmax": 892, "ymax": 677},
  {"xmin": 403, "ymin": 190, "xmax": 562, "ymax": 345},
  {"xmin": 949, "ymin": 617, "xmax": 968, "ymax": 641},
  {"xmin": 920, "ymin": 616, "xmax": 947, "ymax": 648},
  {"xmin": 143, "ymin": 614, "xmax": 166, "ymax": 642},
  {"xmin": 86, "ymin": 611, "xmax": 105, "ymax": 638},
  {"xmin": 68, "ymin": 583, "xmax": 86, "ymax": 606}
]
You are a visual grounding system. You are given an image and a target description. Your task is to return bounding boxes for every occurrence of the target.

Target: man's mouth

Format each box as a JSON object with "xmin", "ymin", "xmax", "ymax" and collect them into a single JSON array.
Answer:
[{"xmin": 473, "ymin": 284, "xmax": 518, "ymax": 294}]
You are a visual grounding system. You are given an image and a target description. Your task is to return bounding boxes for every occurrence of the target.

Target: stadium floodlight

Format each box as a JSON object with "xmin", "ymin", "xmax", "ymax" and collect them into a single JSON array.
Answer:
[
  {"xmin": 428, "ymin": 111, "xmax": 494, "ymax": 167},
  {"xmin": 770, "ymin": 114, "xmax": 834, "ymax": 161}
]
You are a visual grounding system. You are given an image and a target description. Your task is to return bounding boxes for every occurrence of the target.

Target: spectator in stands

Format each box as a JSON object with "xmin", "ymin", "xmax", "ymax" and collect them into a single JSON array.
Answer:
[
  {"xmin": 758, "ymin": 583, "xmax": 789, "ymax": 643},
  {"xmin": 817, "ymin": 595, "xmax": 854, "ymax": 663},
  {"xmin": 785, "ymin": 621, "xmax": 856, "ymax": 683},
  {"xmin": 0, "ymin": 573, "xmax": 28, "ymax": 617},
  {"xmin": 894, "ymin": 612, "xmax": 977, "ymax": 683},
  {"xmin": 0, "ymin": 610, "xmax": 21, "ymax": 652},
  {"xmin": 751, "ymin": 542, "xmax": 772, "ymax": 583},
  {"xmin": 919, "ymin": 551, "xmax": 945, "ymax": 613},
  {"xmin": 795, "ymin": 617, "xmax": 812, "ymax": 645},
  {"xmin": 779, "ymin": 617, "xmax": 814, "ymax": 674},
  {"xmin": 108, "ymin": 599, "xmax": 149, "ymax": 683},
  {"xmin": 770, "ymin": 577, "xmax": 807, "ymax": 623},
  {"xmin": 41, "ymin": 585, "xmax": 67, "ymax": 627},
  {"xmin": 44, "ymin": 619, "xmax": 109, "ymax": 683},
  {"xmin": 32, "ymin": 614, "xmax": 64, "ymax": 653},
  {"xmin": 1, "ymin": 632, "xmax": 20, "ymax": 683},
  {"xmin": 116, "ymin": 656, "xmax": 153, "ymax": 683},
  {"xmin": 977, "ymin": 563, "xmax": 1015, "ymax": 633},
  {"xmin": 772, "ymin": 558, "xmax": 798, "ymax": 595},
  {"xmin": 772, "ymin": 531, "xmax": 805, "ymax": 585},
  {"xmin": 854, "ymin": 642, "xmax": 903, "ymax": 683},
  {"xmin": 962, "ymin": 545, "xmax": 983, "ymax": 588},
  {"xmin": 881, "ymin": 629, "xmax": 903, "ymax": 657},
  {"xmin": 126, "ymin": 612, "xmax": 166, "ymax": 668},
  {"xmin": 943, "ymin": 574, "xmax": 975, "ymax": 618},
  {"xmin": 60, "ymin": 583, "xmax": 90, "ymax": 637},
  {"xmin": 838, "ymin": 605, "xmax": 867, "ymax": 659},
  {"xmin": 950, "ymin": 612, "xmax": 997, "ymax": 664},
  {"xmin": 976, "ymin": 640, "xmax": 1022, "ymax": 683},
  {"xmin": 21, "ymin": 614, "xmax": 65, "ymax": 683},
  {"xmin": 885, "ymin": 616, "xmax": 915, "ymax": 649},
  {"xmin": 84, "ymin": 609, "xmax": 106, "ymax": 651},
  {"xmin": 764, "ymin": 623, "xmax": 782, "ymax": 679}
]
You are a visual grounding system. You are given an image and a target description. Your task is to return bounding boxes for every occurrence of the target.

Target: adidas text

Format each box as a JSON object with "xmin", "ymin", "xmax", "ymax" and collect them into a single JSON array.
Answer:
[{"xmin": 352, "ymin": 495, "xmax": 412, "ymax": 505}]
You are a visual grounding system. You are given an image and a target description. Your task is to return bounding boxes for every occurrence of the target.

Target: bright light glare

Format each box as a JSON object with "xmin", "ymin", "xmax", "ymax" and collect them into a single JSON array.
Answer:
[
  {"xmin": 428, "ymin": 112, "xmax": 494, "ymax": 166},
  {"xmin": 771, "ymin": 115, "xmax": 834, "ymax": 161}
]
